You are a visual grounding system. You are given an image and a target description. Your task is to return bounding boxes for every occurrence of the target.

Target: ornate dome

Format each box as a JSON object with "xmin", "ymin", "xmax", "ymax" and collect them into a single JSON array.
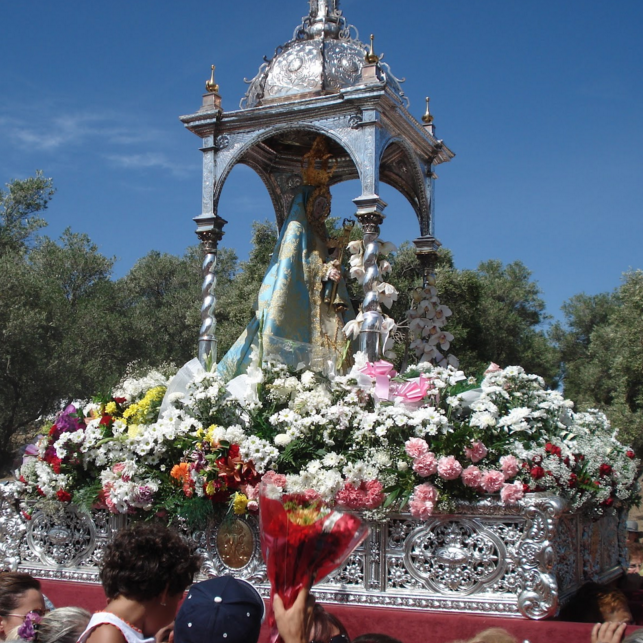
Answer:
[{"xmin": 240, "ymin": 1, "xmax": 406, "ymax": 109}]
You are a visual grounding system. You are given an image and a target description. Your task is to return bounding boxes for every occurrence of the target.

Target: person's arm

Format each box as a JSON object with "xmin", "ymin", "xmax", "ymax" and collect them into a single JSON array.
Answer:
[
  {"xmin": 273, "ymin": 587, "xmax": 315, "ymax": 643},
  {"xmin": 591, "ymin": 622, "xmax": 627, "ymax": 643}
]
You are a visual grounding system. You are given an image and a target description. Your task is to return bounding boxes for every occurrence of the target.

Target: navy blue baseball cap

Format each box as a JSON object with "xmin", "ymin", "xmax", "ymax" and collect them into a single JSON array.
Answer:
[{"xmin": 175, "ymin": 576, "xmax": 266, "ymax": 643}]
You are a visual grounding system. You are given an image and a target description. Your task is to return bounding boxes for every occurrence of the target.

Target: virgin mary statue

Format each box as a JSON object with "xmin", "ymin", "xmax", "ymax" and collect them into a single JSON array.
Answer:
[{"xmin": 217, "ymin": 137, "xmax": 355, "ymax": 380}]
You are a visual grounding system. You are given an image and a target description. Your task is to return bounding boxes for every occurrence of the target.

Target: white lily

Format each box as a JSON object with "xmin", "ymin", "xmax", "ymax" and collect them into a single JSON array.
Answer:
[
  {"xmin": 378, "ymin": 240, "xmax": 397, "ymax": 255},
  {"xmin": 347, "ymin": 240, "xmax": 364, "ymax": 255},
  {"xmin": 379, "ymin": 259, "xmax": 392, "ymax": 276},
  {"xmin": 343, "ymin": 312, "xmax": 364, "ymax": 340},
  {"xmin": 376, "ymin": 282, "xmax": 398, "ymax": 309}
]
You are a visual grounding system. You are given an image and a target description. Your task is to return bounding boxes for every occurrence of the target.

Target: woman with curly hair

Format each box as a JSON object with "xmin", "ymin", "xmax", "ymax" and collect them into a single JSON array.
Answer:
[{"xmin": 78, "ymin": 523, "xmax": 201, "ymax": 643}]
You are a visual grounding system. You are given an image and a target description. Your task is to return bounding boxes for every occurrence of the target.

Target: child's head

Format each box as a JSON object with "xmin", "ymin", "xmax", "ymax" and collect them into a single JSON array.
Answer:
[
  {"xmin": 101, "ymin": 522, "xmax": 201, "ymax": 630},
  {"xmin": 174, "ymin": 576, "xmax": 265, "ymax": 643}
]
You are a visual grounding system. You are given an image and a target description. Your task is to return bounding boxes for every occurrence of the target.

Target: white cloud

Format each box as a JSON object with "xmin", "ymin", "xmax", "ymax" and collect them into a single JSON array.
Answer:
[
  {"xmin": 0, "ymin": 102, "xmax": 190, "ymax": 177},
  {"xmin": 106, "ymin": 152, "xmax": 194, "ymax": 178}
]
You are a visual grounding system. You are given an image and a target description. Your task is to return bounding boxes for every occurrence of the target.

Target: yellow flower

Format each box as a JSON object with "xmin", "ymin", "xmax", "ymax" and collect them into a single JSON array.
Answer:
[
  {"xmin": 205, "ymin": 480, "xmax": 216, "ymax": 496},
  {"xmin": 104, "ymin": 402, "xmax": 118, "ymax": 415},
  {"xmin": 232, "ymin": 492, "xmax": 248, "ymax": 515},
  {"xmin": 127, "ymin": 424, "xmax": 140, "ymax": 439},
  {"xmin": 205, "ymin": 425, "xmax": 220, "ymax": 447},
  {"xmin": 122, "ymin": 386, "xmax": 166, "ymax": 425}
]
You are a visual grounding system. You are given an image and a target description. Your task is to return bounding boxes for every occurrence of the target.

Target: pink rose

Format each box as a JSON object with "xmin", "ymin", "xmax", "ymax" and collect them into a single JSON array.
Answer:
[
  {"xmin": 464, "ymin": 441, "xmax": 488, "ymax": 463},
  {"xmin": 500, "ymin": 455, "xmax": 520, "ymax": 479},
  {"xmin": 484, "ymin": 363, "xmax": 502, "ymax": 374},
  {"xmin": 437, "ymin": 456, "xmax": 463, "ymax": 480},
  {"xmin": 461, "ymin": 465, "xmax": 483, "ymax": 488},
  {"xmin": 500, "ymin": 481, "xmax": 525, "ymax": 505},
  {"xmin": 405, "ymin": 438, "xmax": 429, "ymax": 459},
  {"xmin": 481, "ymin": 470, "xmax": 505, "ymax": 493},
  {"xmin": 413, "ymin": 452, "xmax": 438, "ymax": 477}
]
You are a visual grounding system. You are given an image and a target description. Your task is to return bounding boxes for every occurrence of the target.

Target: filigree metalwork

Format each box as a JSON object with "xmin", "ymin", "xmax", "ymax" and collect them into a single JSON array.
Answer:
[
  {"xmin": 406, "ymin": 519, "xmax": 503, "ymax": 594},
  {"xmin": 0, "ymin": 491, "xmax": 626, "ymax": 619}
]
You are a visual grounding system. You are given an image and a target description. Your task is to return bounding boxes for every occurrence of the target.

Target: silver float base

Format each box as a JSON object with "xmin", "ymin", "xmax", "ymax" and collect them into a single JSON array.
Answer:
[{"xmin": 0, "ymin": 492, "xmax": 625, "ymax": 619}]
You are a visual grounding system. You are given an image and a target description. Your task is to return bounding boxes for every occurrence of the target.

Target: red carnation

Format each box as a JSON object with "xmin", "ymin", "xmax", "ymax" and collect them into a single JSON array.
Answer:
[
  {"xmin": 545, "ymin": 443, "xmax": 562, "ymax": 457},
  {"xmin": 114, "ymin": 397, "xmax": 126, "ymax": 404},
  {"xmin": 530, "ymin": 466, "xmax": 545, "ymax": 480},
  {"xmin": 99, "ymin": 415, "xmax": 111, "ymax": 425},
  {"xmin": 627, "ymin": 450, "xmax": 636, "ymax": 459},
  {"xmin": 56, "ymin": 489, "xmax": 72, "ymax": 503},
  {"xmin": 599, "ymin": 464, "xmax": 612, "ymax": 477},
  {"xmin": 522, "ymin": 483, "xmax": 531, "ymax": 493}
]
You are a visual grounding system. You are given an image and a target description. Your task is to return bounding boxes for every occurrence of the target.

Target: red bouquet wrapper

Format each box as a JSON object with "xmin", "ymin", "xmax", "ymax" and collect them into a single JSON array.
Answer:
[{"xmin": 259, "ymin": 481, "xmax": 370, "ymax": 643}]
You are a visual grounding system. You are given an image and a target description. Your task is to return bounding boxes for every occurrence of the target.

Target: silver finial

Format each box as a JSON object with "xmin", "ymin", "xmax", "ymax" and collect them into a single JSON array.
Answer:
[{"xmin": 307, "ymin": 0, "xmax": 342, "ymax": 38}]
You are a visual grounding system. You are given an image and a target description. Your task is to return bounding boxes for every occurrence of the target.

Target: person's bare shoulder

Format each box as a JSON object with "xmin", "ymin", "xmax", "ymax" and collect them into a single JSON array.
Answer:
[{"xmin": 85, "ymin": 623, "xmax": 128, "ymax": 643}]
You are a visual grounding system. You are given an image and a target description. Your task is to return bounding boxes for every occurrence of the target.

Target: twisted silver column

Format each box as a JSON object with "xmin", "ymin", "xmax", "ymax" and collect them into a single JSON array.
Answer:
[
  {"xmin": 356, "ymin": 211, "xmax": 384, "ymax": 361},
  {"xmin": 195, "ymin": 216, "xmax": 226, "ymax": 367}
]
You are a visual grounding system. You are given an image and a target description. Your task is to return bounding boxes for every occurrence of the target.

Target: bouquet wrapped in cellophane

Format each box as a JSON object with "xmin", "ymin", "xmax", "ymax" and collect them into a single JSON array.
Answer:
[{"xmin": 259, "ymin": 473, "xmax": 369, "ymax": 643}]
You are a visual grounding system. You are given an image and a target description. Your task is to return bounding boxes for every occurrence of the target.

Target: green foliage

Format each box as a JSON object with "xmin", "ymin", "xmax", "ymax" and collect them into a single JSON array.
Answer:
[
  {"xmin": 384, "ymin": 249, "xmax": 559, "ymax": 386},
  {"xmin": 0, "ymin": 170, "xmax": 54, "ymax": 254},
  {"xmin": 0, "ymin": 226, "xmax": 127, "ymax": 467},
  {"xmin": 119, "ymin": 247, "xmax": 203, "ymax": 366},
  {"xmin": 554, "ymin": 270, "xmax": 643, "ymax": 454}
]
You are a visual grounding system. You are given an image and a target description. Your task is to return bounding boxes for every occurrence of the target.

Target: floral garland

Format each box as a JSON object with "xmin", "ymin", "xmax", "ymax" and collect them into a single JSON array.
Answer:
[{"xmin": 13, "ymin": 354, "xmax": 639, "ymax": 524}]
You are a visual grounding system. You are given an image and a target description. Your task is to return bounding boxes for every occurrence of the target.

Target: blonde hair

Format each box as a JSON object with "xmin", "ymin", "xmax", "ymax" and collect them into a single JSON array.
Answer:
[{"xmin": 452, "ymin": 629, "xmax": 518, "ymax": 643}]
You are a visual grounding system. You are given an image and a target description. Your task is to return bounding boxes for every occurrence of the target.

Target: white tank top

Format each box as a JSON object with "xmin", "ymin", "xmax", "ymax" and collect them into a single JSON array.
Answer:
[{"xmin": 77, "ymin": 612, "xmax": 156, "ymax": 643}]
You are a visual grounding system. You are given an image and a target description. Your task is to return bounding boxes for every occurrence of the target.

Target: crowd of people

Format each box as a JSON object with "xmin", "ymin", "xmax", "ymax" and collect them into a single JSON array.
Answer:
[{"xmin": 0, "ymin": 522, "xmax": 640, "ymax": 643}]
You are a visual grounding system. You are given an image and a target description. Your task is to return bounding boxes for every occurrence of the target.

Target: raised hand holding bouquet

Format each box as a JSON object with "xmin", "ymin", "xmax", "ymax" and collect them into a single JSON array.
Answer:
[{"xmin": 260, "ymin": 473, "xmax": 369, "ymax": 643}]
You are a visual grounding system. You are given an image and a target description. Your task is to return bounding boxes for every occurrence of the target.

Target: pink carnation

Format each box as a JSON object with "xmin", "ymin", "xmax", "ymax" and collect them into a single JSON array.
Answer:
[
  {"xmin": 413, "ymin": 452, "xmax": 438, "ymax": 477},
  {"xmin": 405, "ymin": 438, "xmax": 429, "ymax": 459},
  {"xmin": 481, "ymin": 470, "xmax": 505, "ymax": 493},
  {"xmin": 409, "ymin": 483, "xmax": 439, "ymax": 520},
  {"xmin": 464, "ymin": 441, "xmax": 488, "ymax": 463},
  {"xmin": 500, "ymin": 481, "xmax": 525, "ymax": 505},
  {"xmin": 262, "ymin": 471, "xmax": 287, "ymax": 489},
  {"xmin": 335, "ymin": 480, "xmax": 385, "ymax": 510},
  {"xmin": 413, "ymin": 483, "xmax": 439, "ymax": 504},
  {"xmin": 437, "ymin": 456, "xmax": 463, "ymax": 480},
  {"xmin": 461, "ymin": 465, "xmax": 483, "ymax": 488},
  {"xmin": 409, "ymin": 498, "xmax": 435, "ymax": 520},
  {"xmin": 500, "ymin": 455, "xmax": 520, "ymax": 479}
]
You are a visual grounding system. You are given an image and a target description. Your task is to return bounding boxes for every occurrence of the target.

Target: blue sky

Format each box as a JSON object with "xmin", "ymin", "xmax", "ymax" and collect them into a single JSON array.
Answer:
[{"xmin": 1, "ymin": 1, "xmax": 642, "ymax": 324}]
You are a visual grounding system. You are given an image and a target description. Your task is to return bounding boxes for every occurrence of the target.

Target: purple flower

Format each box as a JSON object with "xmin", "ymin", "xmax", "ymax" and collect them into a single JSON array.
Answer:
[
  {"xmin": 55, "ymin": 405, "xmax": 82, "ymax": 433},
  {"xmin": 17, "ymin": 612, "xmax": 41, "ymax": 641},
  {"xmin": 133, "ymin": 485, "xmax": 155, "ymax": 505}
]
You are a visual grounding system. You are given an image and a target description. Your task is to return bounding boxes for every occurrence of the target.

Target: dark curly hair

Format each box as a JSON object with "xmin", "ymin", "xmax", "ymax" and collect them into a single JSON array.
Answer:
[{"xmin": 100, "ymin": 522, "xmax": 201, "ymax": 601}]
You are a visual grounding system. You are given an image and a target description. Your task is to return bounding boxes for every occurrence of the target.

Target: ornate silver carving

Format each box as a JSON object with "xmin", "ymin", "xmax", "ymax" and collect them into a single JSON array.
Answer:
[
  {"xmin": 214, "ymin": 135, "xmax": 230, "ymax": 150},
  {"xmin": 0, "ymin": 491, "xmax": 626, "ymax": 620},
  {"xmin": 239, "ymin": 3, "xmax": 403, "ymax": 109},
  {"xmin": 406, "ymin": 519, "xmax": 503, "ymax": 594}
]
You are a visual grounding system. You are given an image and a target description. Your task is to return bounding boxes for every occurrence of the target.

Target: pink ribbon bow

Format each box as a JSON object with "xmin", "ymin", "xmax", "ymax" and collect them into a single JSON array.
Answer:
[
  {"xmin": 393, "ymin": 375, "xmax": 433, "ymax": 406},
  {"xmin": 360, "ymin": 360, "xmax": 397, "ymax": 401}
]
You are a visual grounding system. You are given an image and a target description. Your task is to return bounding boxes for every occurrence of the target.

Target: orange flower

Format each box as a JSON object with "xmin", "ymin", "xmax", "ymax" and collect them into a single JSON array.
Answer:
[{"xmin": 171, "ymin": 462, "xmax": 190, "ymax": 483}]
